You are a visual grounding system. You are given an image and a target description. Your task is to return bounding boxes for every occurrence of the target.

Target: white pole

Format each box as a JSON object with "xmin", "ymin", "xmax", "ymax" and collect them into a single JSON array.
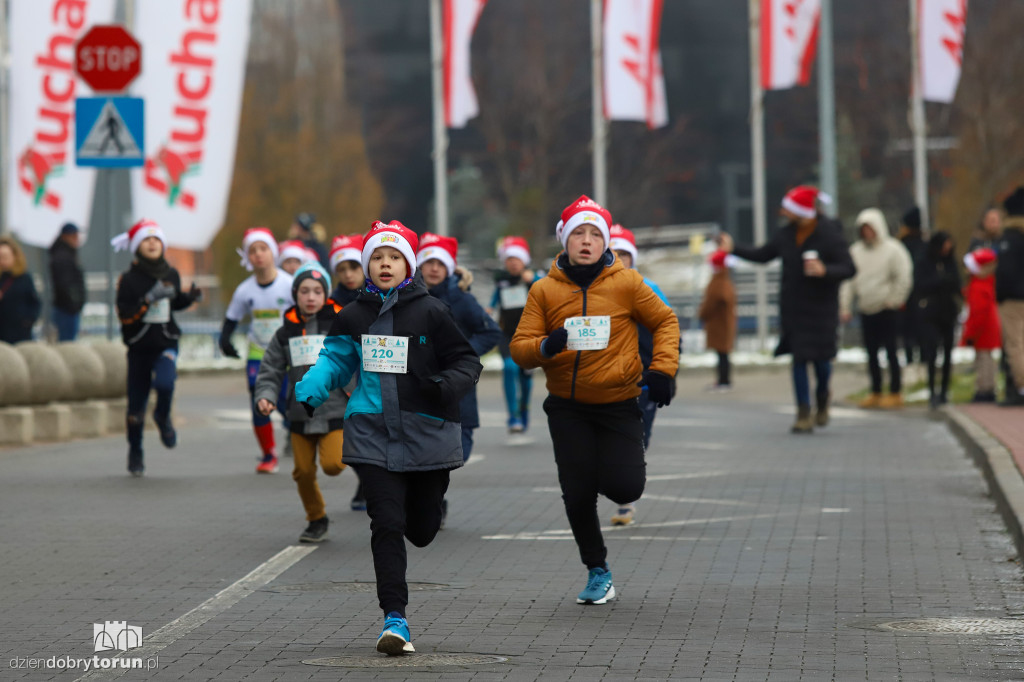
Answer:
[
  {"xmin": 429, "ymin": 0, "xmax": 450, "ymax": 236},
  {"xmin": 909, "ymin": 0, "xmax": 929, "ymax": 231},
  {"xmin": 0, "ymin": 0, "xmax": 9, "ymax": 235},
  {"xmin": 590, "ymin": 0, "xmax": 607, "ymax": 204},
  {"xmin": 749, "ymin": 0, "xmax": 768, "ymax": 351},
  {"xmin": 817, "ymin": 0, "xmax": 837, "ymax": 217}
]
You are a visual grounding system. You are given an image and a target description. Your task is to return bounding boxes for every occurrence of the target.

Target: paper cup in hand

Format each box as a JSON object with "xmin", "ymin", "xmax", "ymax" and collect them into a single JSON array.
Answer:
[{"xmin": 802, "ymin": 250, "xmax": 819, "ymax": 261}]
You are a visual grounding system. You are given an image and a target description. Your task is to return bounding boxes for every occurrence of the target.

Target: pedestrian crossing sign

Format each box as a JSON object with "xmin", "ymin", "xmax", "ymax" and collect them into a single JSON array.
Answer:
[{"xmin": 75, "ymin": 97, "xmax": 144, "ymax": 167}]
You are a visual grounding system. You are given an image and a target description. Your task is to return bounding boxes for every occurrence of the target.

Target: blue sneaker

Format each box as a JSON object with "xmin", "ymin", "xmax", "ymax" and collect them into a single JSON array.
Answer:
[
  {"xmin": 376, "ymin": 612, "xmax": 414, "ymax": 655},
  {"xmin": 577, "ymin": 567, "xmax": 615, "ymax": 604},
  {"xmin": 507, "ymin": 417, "xmax": 524, "ymax": 434}
]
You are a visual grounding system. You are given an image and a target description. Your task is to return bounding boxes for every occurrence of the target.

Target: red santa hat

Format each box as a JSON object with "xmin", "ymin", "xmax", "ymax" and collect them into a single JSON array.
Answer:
[
  {"xmin": 609, "ymin": 224, "xmax": 638, "ymax": 267},
  {"xmin": 556, "ymin": 195, "xmax": 612, "ymax": 251},
  {"xmin": 497, "ymin": 236, "xmax": 531, "ymax": 267},
  {"xmin": 781, "ymin": 185, "xmax": 832, "ymax": 220},
  {"xmin": 110, "ymin": 218, "xmax": 166, "ymax": 254},
  {"xmin": 362, "ymin": 220, "xmax": 419, "ymax": 278},
  {"xmin": 964, "ymin": 248, "xmax": 997, "ymax": 275},
  {"xmin": 236, "ymin": 227, "xmax": 279, "ymax": 270},
  {"xmin": 329, "ymin": 233, "xmax": 364, "ymax": 272},
  {"xmin": 416, "ymin": 232, "xmax": 458, "ymax": 276},
  {"xmin": 709, "ymin": 250, "xmax": 740, "ymax": 271},
  {"xmin": 278, "ymin": 239, "xmax": 312, "ymax": 266}
]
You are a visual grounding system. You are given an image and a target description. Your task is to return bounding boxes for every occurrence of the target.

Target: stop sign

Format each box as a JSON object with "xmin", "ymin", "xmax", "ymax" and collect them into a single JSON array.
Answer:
[{"xmin": 75, "ymin": 25, "xmax": 141, "ymax": 92}]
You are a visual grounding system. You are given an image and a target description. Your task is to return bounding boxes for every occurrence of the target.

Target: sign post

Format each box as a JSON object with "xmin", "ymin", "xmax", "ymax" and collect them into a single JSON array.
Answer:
[{"xmin": 74, "ymin": 25, "xmax": 143, "ymax": 339}]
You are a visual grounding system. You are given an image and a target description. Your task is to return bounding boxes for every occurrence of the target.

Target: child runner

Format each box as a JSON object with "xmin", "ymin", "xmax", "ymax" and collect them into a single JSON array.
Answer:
[
  {"xmin": 329, "ymin": 234, "xmax": 366, "ymax": 306},
  {"xmin": 699, "ymin": 250, "xmax": 738, "ymax": 392},
  {"xmin": 112, "ymin": 219, "xmax": 201, "ymax": 476},
  {"xmin": 417, "ymin": 232, "xmax": 503, "ymax": 525},
  {"xmin": 220, "ymin": 228, "xmax": 295, "ymax": 473},
  {"xmin": 296, "ymin": 220, "xmax": 482, "ymax": 655},
  {"xmin": 962, "ymin": 248, "xmax": 1001, "ymax": 402},
  {"xmin": 491, "ymin": 236, "xmax": 538, "ymax": 433},
  {"xmin": 255, "ymin": 262, "xmax": 348, "ymax": 542},
  {"xmin": 511, "ymin": 196, "xmax": 680, "ymax": 605},
  {"xmin": 278, "ymin": 239, "xmax": 314, "ymax": 276},
  {"xmin": 606, "ymin": 223, "xmax": 678, "ymax": 527}
]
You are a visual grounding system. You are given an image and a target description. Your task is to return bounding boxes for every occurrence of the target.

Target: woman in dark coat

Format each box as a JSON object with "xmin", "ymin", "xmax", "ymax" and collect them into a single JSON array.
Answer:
[
  {"xmin": 0, "ymin": 235, "xmax": 41, "ymax": 344},
  {"xmin": 721, "ymin": 186, "xmax": 856, "ymax": 432},
  {"xmin": 914, "ymin": 231, "xmax": 962, "ymax": 408}
]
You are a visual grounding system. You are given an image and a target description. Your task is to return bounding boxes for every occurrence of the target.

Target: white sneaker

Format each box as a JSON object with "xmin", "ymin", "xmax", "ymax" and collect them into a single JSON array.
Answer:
[{"xmin": 611, "ymin": 503, "xmax": 635, "ymax": 526}]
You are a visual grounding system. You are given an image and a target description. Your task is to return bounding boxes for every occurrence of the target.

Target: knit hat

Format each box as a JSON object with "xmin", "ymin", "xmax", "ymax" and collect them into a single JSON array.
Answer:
[
  {"xmin": 60, "ymin": 222, "xmax": 80, "ymax": 236},
  {"xmin": 902, "ymin": 206, "xmax": 922, "ymax": 230},
  {"xmin": 329, "ymin": 234, "xmax": 364, "ymax": 271},
  {"xmin": 609, "ymin": 224, "xmax": 638, "ymax": 267},
  {"xmin": 781, "ymin": 185, "xmax": 831, "ymax": 219},
  {"xmin": 556, "ymin": 195, "xmax": 612, "ymax": 250},
  {"xmin": 278, "ymin": 239, "xmax": 312, "ymax": 266},
  {"xmin": 291, "ymin": 261, "xmax": 332, "ymax": 300},
  {"xmin": 709, "ymin": 250, "xmax": 739, "ymax": 271},
  {"xmin": 110, "ymin": 218, "xmax": 166, "ymax": 254},
  {"xmin": 362, "ymin": 220, "xmax": 419, "ymax": 278},
  {"xmin": 963, "ymin": 248, "xmax": 997, "ymax": 275},
  {"xmin": 416, "ymin": 232, "xmax": 458, "ymax": 276},
  {"xmin": 1003, "ymin": 187, "xmax": 1024, "ymax": 217},
  {"xmin": 497, "ymin": 236, "xmax": 531, "ymax": 266},
  {"xmin": 294, "ymin": 212, "xmax": 316, "ymax": 233},
  {"xmin": 236, "ymin": 227, "xmax": 279, "ymax": 270}
]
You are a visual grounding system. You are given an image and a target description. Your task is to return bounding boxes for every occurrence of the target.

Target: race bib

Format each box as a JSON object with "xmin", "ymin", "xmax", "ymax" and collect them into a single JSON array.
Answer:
[
  {"xmin": 361, "ymin": 335, "xmax": 409, "ymax": 374},
  {"xmin": 250, "ymin": 309, "xmax": 283, "ymax": 349},
  {"xmin": 565, "ymin": 315, "xmax": 611, "ymax": 351},
  {"xmin": 499, "ymin": 284, "xmax": 529, "ymax": 310},
  {"xmin": 143, "ymin": 298, "xmax": 170, "ymax": 323},
  {"xmin": 289, "ymin": 334, "xmax": 326, "ymax": 368}
]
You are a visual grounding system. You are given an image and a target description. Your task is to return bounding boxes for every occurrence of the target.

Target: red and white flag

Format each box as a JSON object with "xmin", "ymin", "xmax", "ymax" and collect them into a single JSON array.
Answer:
[
  {"xmin": 918, "ymin": 0, "xmax": 968, "ymax": 103},
  {"xmin": 443, "ymin": 0, "xmax": 488, "ymax": 129},
  {"xmin": 603, "ymin": 0, "xmax": 668, "ymax": 129},
  {"xmin": 761, "ymin": 0, "xmax": 821, "ymax": 90}
]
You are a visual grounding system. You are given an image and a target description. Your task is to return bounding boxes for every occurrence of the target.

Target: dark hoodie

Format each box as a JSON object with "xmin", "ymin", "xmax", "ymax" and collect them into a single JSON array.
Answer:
[
  {"xmin": 913, "ymin": 232, "xmax": 962, "ymax": 326},
  {"xmin": 48, "ymin": 237, "xmax": 86, "ymax": 314}
]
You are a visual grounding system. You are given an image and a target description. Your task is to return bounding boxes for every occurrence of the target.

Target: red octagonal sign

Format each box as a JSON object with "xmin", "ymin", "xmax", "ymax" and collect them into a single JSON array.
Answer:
[{"xmin": 75, "ymin": 25, "xmax": 141, "ymax": 93}]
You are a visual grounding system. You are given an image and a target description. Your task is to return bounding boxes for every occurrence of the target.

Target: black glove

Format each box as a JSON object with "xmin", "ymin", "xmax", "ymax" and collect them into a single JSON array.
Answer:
[
  {"xmin": 145, "ymin": 281, "xmax": 176, "ymax": 303},
  {"xmin": 541, "ymin": 327, "xmax": 569, "ymax": 357},
  {"xmin": 187, "ymin": 283, "xmax": 202, "ymax": 303},
  {"xmin": 301, "ymin": 401, "xmax": 316, "ymax": 418},
  {"xmin": 643, "ymin": 370, "xmax": 676, "ymax": 408},
  {"xmin": 219, "ymin": 319, "xmax": 240, "ymax": 358}
]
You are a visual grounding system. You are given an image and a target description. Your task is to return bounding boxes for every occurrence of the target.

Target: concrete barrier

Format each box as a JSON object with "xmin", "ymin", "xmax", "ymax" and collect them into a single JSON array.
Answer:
[
  {"xmin": 0, "ymin": 407, "xmax": 33, "ymax": 446},
  {"xmin": 89, "ymin": 341, "xmax": 127, "ymax": 398},
  {"xmin": 54, "ymin": 343, "xmax": 107, "ymax": 401},
  {"xmin": 0, "ymin": 342, "xmax": 32, "ymax": 407},
  {"xmin": 106, "ymin": 397, "xmax": 127, "ymax": 433},
  {"xmin": 14, "ymin": 342, "xmax": 72, "ymax": 404},
  {"xmin": 33, "ymin": 404, "xmax": 71, "ymax": 442},
  {"xmin": 68, "ymin": 400, "xmax": 109, "ymax": 439}
]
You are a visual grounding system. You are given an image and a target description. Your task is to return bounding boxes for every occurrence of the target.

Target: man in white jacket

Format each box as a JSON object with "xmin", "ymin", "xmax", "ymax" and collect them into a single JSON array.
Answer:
[{"xmin": 840, "ymin": 209, "xmax": 914, "ymax": 408}]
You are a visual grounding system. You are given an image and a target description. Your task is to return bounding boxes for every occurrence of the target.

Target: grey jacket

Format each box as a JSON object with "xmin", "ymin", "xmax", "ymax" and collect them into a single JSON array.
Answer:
[{"xmin": 254, "ymin": 303, "xmax": 348, "ymax": 435}]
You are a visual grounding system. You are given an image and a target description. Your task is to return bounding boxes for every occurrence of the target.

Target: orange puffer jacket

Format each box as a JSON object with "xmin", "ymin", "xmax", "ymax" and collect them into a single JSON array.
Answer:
[{"xmin": 511, "ymin": 254, "xmax": 680, "ymax": 404}]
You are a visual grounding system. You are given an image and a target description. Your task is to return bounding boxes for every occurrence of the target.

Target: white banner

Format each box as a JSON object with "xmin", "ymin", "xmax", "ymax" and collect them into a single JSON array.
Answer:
[
  {"xmin": 919, "ymin": 0, "xmax": 967, "ymax": 103},
  {"xmin": 130, "ymin": 0, "xmax": 252, "ymax": 250},
  {"xmin": 603, "ymin": 0, "xmax": 668, "ymax": 129},
  {"xmin": 443, "ymin": 0, "xmax": 488, "ymax": 128},
  {"xmin": 7, "ymin": 0, "xmax": 115, "ymax": 247},
  {"xmin": 761, "ymin": 0, "xmax": 821, "ymax": 90}
]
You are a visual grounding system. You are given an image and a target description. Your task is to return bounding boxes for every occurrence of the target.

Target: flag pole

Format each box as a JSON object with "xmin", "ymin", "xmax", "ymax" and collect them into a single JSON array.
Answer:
[
  {"xmin": 909, "ymin": 0, "xmax": 929, "ymax": 231},
  {"xmin": 591, "ymin": 0, "xmax": 607, "ymax": 204},
  {"xmin": 0, "ymin": 0, "xmax": 9, "ymax": 235},
  {"xmin": 429, "ymin": 0, "xmax": 450, "ymax": 236},
  {"xmin": 749, "ymin": 0, "xmax": 768, "ymax": 351},
  {"xmin": 817, "ymin": 0, "xmax": 837, "ymax": 217}
]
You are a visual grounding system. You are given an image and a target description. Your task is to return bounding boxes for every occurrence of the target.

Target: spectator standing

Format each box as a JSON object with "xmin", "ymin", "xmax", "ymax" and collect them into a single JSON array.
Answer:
[
  {"xmin": 897, "ymin": 207, "xmax": 927, "ymax": 372},
  {"xmin": 914, "ymin": 232, "xmax": 962, "ymax": 409},
  {"xmin": 48, "ymin": 222, "xmax": 86, "ymax": 341},
  {"xmin": 698, "ymin": 250, "xmax": 738, "ymax": 391},
  {"xmin": 290, "ymin": 212, "xmax": 330, "ymax": 271},
  {"xmin": 0, "ymin": 235, "xmax": 41, "ymax": 344},
  {"xmin": 961, "ymin": 248, "xmax": 1001, "ymax": 403},
  {"xmin": 996, "ymin": 188, "xmax": 1024, "ymax": 407},
  {"xmin": 970, "ymin": 208, "xmax": 1003, "ymax": 253}
]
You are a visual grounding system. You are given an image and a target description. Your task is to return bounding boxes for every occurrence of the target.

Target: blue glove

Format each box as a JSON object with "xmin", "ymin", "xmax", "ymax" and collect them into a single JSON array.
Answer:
[
  {"xmin": 295, "ymin": 374, "xmax": 329, "ymax": 409},
  {"xmin": 541, "ymin": 327, "xmax": 569, "ymax": 357}
]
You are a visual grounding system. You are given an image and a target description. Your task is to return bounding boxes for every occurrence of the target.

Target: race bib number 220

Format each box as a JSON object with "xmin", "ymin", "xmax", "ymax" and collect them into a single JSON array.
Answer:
[{"xmin": 361, "ymin": 335, "xmax": 409, "ymax": 374}]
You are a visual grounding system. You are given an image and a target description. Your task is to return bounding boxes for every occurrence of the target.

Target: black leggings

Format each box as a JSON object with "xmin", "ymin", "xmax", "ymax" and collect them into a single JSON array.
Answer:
[
  {"xmin": 544, "ymin": 396, "xmax": 646, "ymax": 569},
  {"xmin": 861, "ymin": 310, "xmax": 901, "ymax": 394},
  {"xmin": 716, "ymin": 352, "xmax": 731, "ymax": 386},
  {"xmin": 921, "ymin": 320, "xmax": 955, "ymax": 400},
  {"xmin": 351, "ymin": 463, "xmax": 450, "ymax": 617}
]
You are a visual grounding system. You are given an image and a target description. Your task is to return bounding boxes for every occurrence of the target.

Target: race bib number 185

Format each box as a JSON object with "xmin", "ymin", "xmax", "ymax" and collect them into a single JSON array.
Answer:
[{"xmin": 565, "ymin": 315, "xmax": 611, "ymax": 351}]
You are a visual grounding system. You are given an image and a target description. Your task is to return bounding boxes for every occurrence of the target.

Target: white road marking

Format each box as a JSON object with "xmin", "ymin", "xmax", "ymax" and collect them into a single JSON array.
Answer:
[
  {"xmin": 646, "ymin": 471, "xmax": 730, "ymax": 481},
  {"xmin": 74, "ymin": 545, "xmax": 316, "ymax": 681},
  {"xmin": 466, "ymin": 454, "xmax": 485, "ymax": 465},
  {"xmin": 529, "ymin": 487, "xmax": 752, "ymax": 507},
  {"xmin": 482, "ymin": 512, "xmax": 790, "ymax": 541}
]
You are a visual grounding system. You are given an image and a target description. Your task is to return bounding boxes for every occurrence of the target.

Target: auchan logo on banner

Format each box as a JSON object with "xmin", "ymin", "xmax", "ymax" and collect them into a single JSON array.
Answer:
[
  {"xmin": 143, "ymin": 5, "xmax": 219, "ymax": 209},
  {"xmin": 19, "ymin": 4, "xmax": 87, "ymax": 209}
]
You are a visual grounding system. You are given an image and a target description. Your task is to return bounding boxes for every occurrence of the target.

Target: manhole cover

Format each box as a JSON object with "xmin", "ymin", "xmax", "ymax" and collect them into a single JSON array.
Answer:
[
  {"xmin": 879, "ymin": 618, "xmax": 1024, "ymax": 635},
  {"xmin": 264, "ymin": 581, "xmax": 456, "ymax": 594},
  {"xmin": 302, "ymin": 653, "xmax": 508, "ymax": 668}
]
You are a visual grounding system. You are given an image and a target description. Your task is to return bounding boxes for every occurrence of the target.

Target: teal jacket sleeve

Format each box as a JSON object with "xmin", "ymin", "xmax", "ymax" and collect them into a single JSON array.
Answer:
[{"xmin": 295, "ymin": 335, "xmax": 361, "ymax": 408}]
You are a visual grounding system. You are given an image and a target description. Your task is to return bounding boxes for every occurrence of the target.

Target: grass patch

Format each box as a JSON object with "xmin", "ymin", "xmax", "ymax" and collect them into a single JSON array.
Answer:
[{"xmin": 844, "ymin": 367, "xmax": 1006, "ymax": 406}]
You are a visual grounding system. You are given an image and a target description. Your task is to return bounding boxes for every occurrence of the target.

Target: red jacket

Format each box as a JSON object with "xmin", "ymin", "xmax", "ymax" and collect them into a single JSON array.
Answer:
[{"xmin": 961, "ymin": 275, "xmax": 1001, "ymax": 350}]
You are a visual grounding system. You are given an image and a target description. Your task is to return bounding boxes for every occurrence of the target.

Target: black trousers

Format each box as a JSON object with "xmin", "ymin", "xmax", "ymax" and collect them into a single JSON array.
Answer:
[
  {"xmin": 126, "ymin": 346, "xmax": 177, "ymax": 453},
  {"xmin": 351, "ymin": 463, "xmax": 450, "ymax": 617},
  {"xmin": 544, "ymin": 396, "xmax": 646, "ymax": 569},
  {"xmin": 716, "ymin": 352, "xmax": 731, "ymax": 386},
  {"xmin": 921, "ymin": 319, "xmax": 956, "ymax": 399},
  {"xmin": 861, "ymin": 310, "xmax": 901, "ymax": 394}
]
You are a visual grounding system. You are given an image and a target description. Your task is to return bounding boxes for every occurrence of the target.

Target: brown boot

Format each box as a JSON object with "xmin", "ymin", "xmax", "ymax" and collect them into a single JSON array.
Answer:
[
  {"xmin": 791, "ymin": 405, "xmax": 814, "ymax": 433},
  {"xmin": 858, "ymin": 393, "xmax": 882, "ymax": 409},
  {"xmin": 879, "ymin": 393, "xmax": 904, "ymax": 409},
  {"xmin": 815, "ymin": 392, "xmax": 831, "ymax": 427}
]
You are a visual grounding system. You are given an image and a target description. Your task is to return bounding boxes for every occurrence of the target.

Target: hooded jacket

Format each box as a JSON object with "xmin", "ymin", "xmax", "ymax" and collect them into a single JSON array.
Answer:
[
  {"xmin": 840, "ymin": 209, "xmax": 914, "ymax": 317},
  {"xmin": 295, "ymin": 279, "xmax": 483, "ymax": 472},
  {"xmin": 115, "ymin": 262, "xmax": 194, "ymax": 350},
  {"xmin": 48, "ymin": 237, "xmax": 86, "ymax": 314},
  {"xmin": 510, "ymin": 251, "xmax": 679, "ymax": 404},
  {"xmin": 996, "ymin": 216, "xmax": 1024, "ymax": 303},
  {"xmin": 254, "ymin": 301, "xmax": 348, "ymax": 434}
]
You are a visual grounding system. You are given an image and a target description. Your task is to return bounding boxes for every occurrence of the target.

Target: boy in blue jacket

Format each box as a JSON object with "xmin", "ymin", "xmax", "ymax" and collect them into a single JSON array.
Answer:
[{"xmin": 296, "ymin": 221, "xmax": 482, "ymax": 655}]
